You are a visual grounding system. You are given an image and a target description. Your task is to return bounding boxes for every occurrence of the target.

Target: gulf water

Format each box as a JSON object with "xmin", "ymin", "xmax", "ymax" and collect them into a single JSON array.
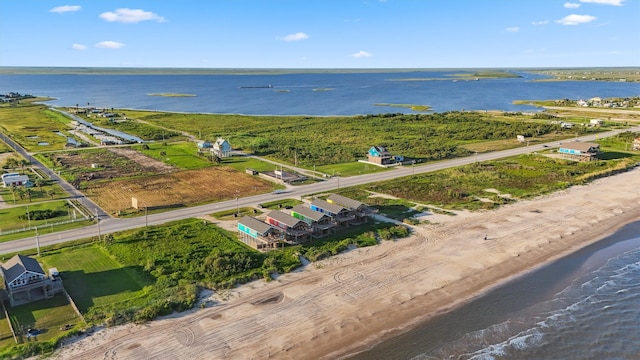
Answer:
[{"xmin": 349, "ymin": 222, "xmax": 640, "ymax": 360}]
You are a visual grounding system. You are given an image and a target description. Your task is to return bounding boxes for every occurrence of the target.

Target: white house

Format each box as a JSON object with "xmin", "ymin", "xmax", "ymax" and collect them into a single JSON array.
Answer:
[
  {"xmin": 1, "ymin": 173, "xmax": 32, "ymax": 187},
  {"xmin": 212, "ymin": 138, "xmax": 232, "ymax": 158},
  {"xmin": 0, "ymin": 254, "xmax": 61, "ymax": 306}
]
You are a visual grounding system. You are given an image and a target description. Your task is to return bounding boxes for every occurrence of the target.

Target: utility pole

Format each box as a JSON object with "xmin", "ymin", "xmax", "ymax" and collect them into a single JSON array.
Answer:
[
  {"xmin": 235, "ymin": 190, "xmax": 240, "ymax": 216},
  {"xmin": 145, "ymin": 206, "xmax": 148, "ymax": 227},
  {"xmin": 96, "ymin": 208, "xmax": 101, "ymax": 242},
  {"xmin": 35, "ymin": 227, "xmax": 40, "ymax": 256},
  {"xmin": 27, "ymin": 204, "xmax": 31, "ymax": 229}
]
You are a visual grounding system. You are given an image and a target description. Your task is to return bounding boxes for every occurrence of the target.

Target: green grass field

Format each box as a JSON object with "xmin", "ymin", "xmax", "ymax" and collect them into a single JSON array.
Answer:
[
  {"xmin": 8, "ymin": 295, "xmax": 80, "ymax": 344},
  {"xmin": 40, "ymin": 246, "xmax": 152, "ymax": 313},
  {"xmin": 133, "ymin": 142, "xmax": 214, "ymax": 170},
  {"xmin": 0, "ymin": 201, "xmax": 90, "ymax": 239}
]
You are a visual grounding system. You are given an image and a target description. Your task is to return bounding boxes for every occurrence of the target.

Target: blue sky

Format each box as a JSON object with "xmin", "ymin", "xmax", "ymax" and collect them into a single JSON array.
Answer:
[{"xmin": 1, "ymin": 0, "xmax": 638, "ymax": 68}]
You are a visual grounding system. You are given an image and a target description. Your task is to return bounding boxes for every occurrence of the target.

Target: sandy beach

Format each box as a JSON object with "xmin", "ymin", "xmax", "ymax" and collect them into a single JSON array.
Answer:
[{"xmin": 49, "ymin": 167, "xmax": 640, "ymax": 360}]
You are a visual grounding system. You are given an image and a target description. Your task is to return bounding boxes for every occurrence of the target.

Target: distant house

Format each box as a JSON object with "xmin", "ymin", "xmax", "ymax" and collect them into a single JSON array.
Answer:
[
  {"xmin": 558, "ymin": 142, "xmax": 600, "ymax": 161},
  {"xmin": 0, "ymin": 255, "xmax": 62, "ymax": 306},
  {"xmin": 310, "ymin": 199, "xmax": 356, "ymax": 226},
  {"xmin": 633, "ymin": 138, "xmax": 640, "ymax": 151},
  {"xmin": 197, "ymin": 141, "xmax": 213, "ymax": 150},
  {"xmin": 212, "ymin": 138, "xmax": 232, "ymax": 158},
  {"xmin": 1, "ymin": 173, "xmax": 31, "ymax": 188},
  {"xmin": 237, "ymin": 216, "xmax": 281, "ymax": 251},
  {"xmin": 289, "ymin": 204, "xmax": 335, "ymax": 238},
  {"xmin": 266, "ymin": 210, "xmax": 312, "ymax": 243},
  {"xmin": 589, "ymin": 119, "xmax": 604, "ymax": 126},
  {"xmin": 367, "ymin": 146, "xmax": 393, "ymax": 165}
]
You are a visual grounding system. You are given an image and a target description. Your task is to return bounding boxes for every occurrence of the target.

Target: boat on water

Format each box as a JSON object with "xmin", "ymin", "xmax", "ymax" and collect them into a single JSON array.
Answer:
[{"xmin": 239, "ymin": 84, "xmax": 273, "ymax": 89}]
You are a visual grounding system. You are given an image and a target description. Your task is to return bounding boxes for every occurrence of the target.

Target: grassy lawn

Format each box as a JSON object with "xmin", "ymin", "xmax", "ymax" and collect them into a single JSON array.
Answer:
[
  {"xmin": 0, "ymin": 310, "xmax": 15, "ymax": 350},
  {"xmin": 257, "ymin": 198, "xmax": 304, "ymax": 210},
  {"xmin": 8, "ymin": 295, "xmax": 80, "ymax": 343},
  {"xmin": 0, "ymin": 104, "xmax": 74, "ymax": 152},
  {"xmin": 211, "ymin": 207, "xmax": 264, "ymax": 220},
  {"xmin": 222, "ymin": 156, "xmax": 285, "ymax": 172},
  {"xmin": 0, "ymin": 201, "xmax": 87, "ymax": 235},
  {"xmin": 40, "ymin": 246, "xmax": 152, "ymax": 313},
  {"xmin": 315, "ymin": 161, "xmax": 389, "ymax": 177},
  {"xmin": 133, "ymin": 142, "xmax": 214, "ymax": 170}
]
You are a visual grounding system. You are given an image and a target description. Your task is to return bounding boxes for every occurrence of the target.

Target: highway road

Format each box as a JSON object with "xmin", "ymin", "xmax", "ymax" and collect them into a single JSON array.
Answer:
[{"xmin": 2, "ymin": 126, "xmax": 639, "ymax": 255}]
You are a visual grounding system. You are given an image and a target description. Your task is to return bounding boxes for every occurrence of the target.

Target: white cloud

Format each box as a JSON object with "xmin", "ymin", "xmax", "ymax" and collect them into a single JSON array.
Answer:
[
  {"xmin": 580, "ymin": 0, "xmax": 624, "ymax": 5},
  {"xmin": 506, "ymin": 27, "xmax": 520, "ymax": 32},
  {"xmin": 277, "ymin": 32, "xmax": 309, "ymax": 42},
  {"xmin": 350, "ymin": 50, "xmax": 372, "ymax": 58},
  {"xmin": 531, "ymin": 20, "xmax": 550, "ymax": 25},
  {"xmin": 95, "ymin": 41, "xmax": 124, "ymax": 49},
  {"xmin": 99, "ymin": 8, "xmax": 166, "ymax": 23},
  {"xmin": 556, "ymin": 14, "xmax": 596, "ymax": 25},
  {"xmin": 71, "ymin": 43, "xmax": 87, "ymax": 50},
  {"xmin": 50, "ymin": 5, "xmax": 81, "ymax": 14},
  {"xmin": 564, "ymin": 2, "xmax": 581, "ymax": 8}
]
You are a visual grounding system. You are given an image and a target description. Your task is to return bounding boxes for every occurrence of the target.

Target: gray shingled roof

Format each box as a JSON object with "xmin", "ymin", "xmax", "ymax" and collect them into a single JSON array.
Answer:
[
  {"xmin": 0, "ymin": 254, "xmax": 44, "ymax": 283},
  {"xmin": 291, "ymin": 205, "xmax": 330, "ymax": 222},
  {"xmin": 560, "ymin": 141, "xmax": 600, "ymax": 152},
  {"xmin": 327, "ymin": 194, "xmax": 365, "ymax": 210},
  {"xmin": 238, "ymin": 216, "xmax": 273, "ymax": 235},
  {"xmin": 267, "ymin": 210, "xmax": 305, "ymax": 228},
  {"xmin": 310, "ymin": 199, "xmax": 347, "ymax": 214}
]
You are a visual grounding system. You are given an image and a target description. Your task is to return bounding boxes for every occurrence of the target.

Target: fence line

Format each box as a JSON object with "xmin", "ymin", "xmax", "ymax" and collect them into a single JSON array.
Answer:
[{"xmin": 0, "ymin": 217, "xmax": 89, "ymax": 236}]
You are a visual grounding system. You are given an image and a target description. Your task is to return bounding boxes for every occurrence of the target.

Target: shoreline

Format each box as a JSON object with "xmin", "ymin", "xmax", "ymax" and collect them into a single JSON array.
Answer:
[{"xmin": 50, "ymin": 167, "xmax": 640, "ymax": 360}]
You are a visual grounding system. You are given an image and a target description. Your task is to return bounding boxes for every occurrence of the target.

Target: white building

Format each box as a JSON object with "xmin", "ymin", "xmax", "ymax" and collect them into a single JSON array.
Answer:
[{"xmin": 1, "ymin": 173, "xmax": 32, "ymax": 187}]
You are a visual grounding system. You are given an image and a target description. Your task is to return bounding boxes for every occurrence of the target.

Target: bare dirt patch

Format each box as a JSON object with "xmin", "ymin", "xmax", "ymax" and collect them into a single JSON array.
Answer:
[
  {"xmin": 87, "ymin": 167, "xmax": 273, "ymax": 214},
  {"xmin": 53, "ymin": 148, "xmax": 177, "ymax": 184}
]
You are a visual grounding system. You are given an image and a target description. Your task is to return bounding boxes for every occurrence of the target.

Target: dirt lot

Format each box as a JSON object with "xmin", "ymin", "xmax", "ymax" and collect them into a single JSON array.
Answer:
[
  {"xmin": 54, "ymin": 148, "xmax": 176, "ymax": 184},
  {"xmin": 87, "ymin": 167, "xmax": 273, "ymax": 215}
]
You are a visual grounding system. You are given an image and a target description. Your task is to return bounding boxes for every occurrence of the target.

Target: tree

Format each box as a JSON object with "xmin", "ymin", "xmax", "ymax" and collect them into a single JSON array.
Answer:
[
  {"xmin": 5, "ymin": 157, "xmax": 19, "ymax": 171},
  {"xmin": 34, "ymin": 178, "xmax": 45, "ymax": 191},
  {"xmin": 18, "ymin": 159, "xmax": 29, "ymax": 174},
  {"xmin": 47, "ymin": 189, "xmax": 56, "ymax": 200}
]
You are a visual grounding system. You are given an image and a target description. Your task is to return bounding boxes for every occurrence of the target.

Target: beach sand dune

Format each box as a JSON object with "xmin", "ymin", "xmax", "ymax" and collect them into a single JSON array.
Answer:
[{"xmin": 50, "ymin": 168, "xmax": 640, "ymax": 360}]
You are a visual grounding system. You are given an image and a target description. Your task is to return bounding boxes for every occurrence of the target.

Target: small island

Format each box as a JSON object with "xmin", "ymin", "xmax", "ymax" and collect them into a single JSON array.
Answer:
[
  {"xmin": 374, "ymin": 103, "xmax": 432, "ymax": 111},
  {"xmin": 147, "ymin": 93, "xmax": 197, "ymax": 97}
]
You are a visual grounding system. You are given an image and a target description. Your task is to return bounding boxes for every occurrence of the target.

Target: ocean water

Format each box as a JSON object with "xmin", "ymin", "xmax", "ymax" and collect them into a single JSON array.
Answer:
[
  {"xmin": 1, "ymin": 70, "xmax": 638, "ymax": 115},
  {"xmin": 349, "ymin": 222, "xmax": 640, "ymax": 360}
]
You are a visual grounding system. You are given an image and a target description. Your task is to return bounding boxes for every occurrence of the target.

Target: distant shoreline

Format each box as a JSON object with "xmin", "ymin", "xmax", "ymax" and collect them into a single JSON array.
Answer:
[{"xmin": 1, "ymin": 66, "xmax": 638, "ymax": 77}]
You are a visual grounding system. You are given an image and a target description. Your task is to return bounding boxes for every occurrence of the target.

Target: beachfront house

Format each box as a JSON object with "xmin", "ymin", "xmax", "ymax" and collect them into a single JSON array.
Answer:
[
  {"xmin": 1, "ymin": 173, "xmax": 32, "ymax": 188},
  {"xmin": 212, "ymin": 138, "xmax": 232, "ymax": 158},
  {"xmin": 266, "ymin": 210, "xmax": 312, "ymax": 244},
  {"xmin": 0, "ymin": 254, "xmax": 62, "ymax": 306},
  {"xmin": 237, "ymin": 216, "xmax": 281, "ymax": 251},
  {"xmin": 558, "ymin": 142, "xmax": 600, "ymax": 161},
  {"xmin": 326, "ymin": 193, "xmax": 375, "ymax": 223},
  {"xmin": 633, "ymin": 138, "xmax": 640, "ymax": 151},
  {"xmin": 367, "ymin": 146, "xmax": 393, "ymax": 165},
  {"xmin": 310, "ymin": 199, "xmax": 356, "ymax": 226},
  {"xmin": 289, "ymin": 204, "xmax": 336, "ymax": 238}
]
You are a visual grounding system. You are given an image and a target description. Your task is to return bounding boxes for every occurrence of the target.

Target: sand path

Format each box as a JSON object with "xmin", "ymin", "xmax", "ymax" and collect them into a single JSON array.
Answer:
[{"xmin": 50, "ymin": 167, "xmax": 640, "ymax": 360}]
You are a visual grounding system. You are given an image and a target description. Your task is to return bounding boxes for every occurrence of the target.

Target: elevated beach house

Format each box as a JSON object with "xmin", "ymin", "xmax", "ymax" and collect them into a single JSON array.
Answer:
[
  {"xmin": 633, "ymin": 138, "xmax": 640, "ymax": 151},
  {"xmin": 326, "ymin": 193, "xmax": 375, "ymax": 223},
  {"xmin": 237, "ymin": 216, "xmax": 281, "ymax": 251},
  {"xmin": 310, "ymin": 198, "xmax": 356, "ymax": 226},
  {"xmin": 367, "ymin": 145, "xmax": 393, "ymax": 165},
  {"xmin": 212, "ymin": 138, "xmax": 232, "ymax": 158},
  {"xmin": 1, "ymin": 173, "xmax": 31, "ymax": 187},
  {"xmin": 0, "ymin": 254, "xmax": 63, "ymax": 306},
  {"xmin": 289, "ymin": 204, "xmax": 336, "ymax": 238},
  {"xmin": 266, "ymin": 210, "xmax": 312, "ymax": 243},
  {"xmin": 558, "ymin": 142, "xmax": 600, "ymax": 161}
]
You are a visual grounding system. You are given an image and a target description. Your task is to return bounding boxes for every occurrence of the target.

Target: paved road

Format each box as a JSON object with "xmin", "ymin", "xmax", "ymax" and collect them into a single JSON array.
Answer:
[
  {"xmin": 0, "ymin": 132, "xmax": 108, "ymax": 219},
  {"xmin": 2, "ymin": 126, "xmax": 639, "ymax": 254}
]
